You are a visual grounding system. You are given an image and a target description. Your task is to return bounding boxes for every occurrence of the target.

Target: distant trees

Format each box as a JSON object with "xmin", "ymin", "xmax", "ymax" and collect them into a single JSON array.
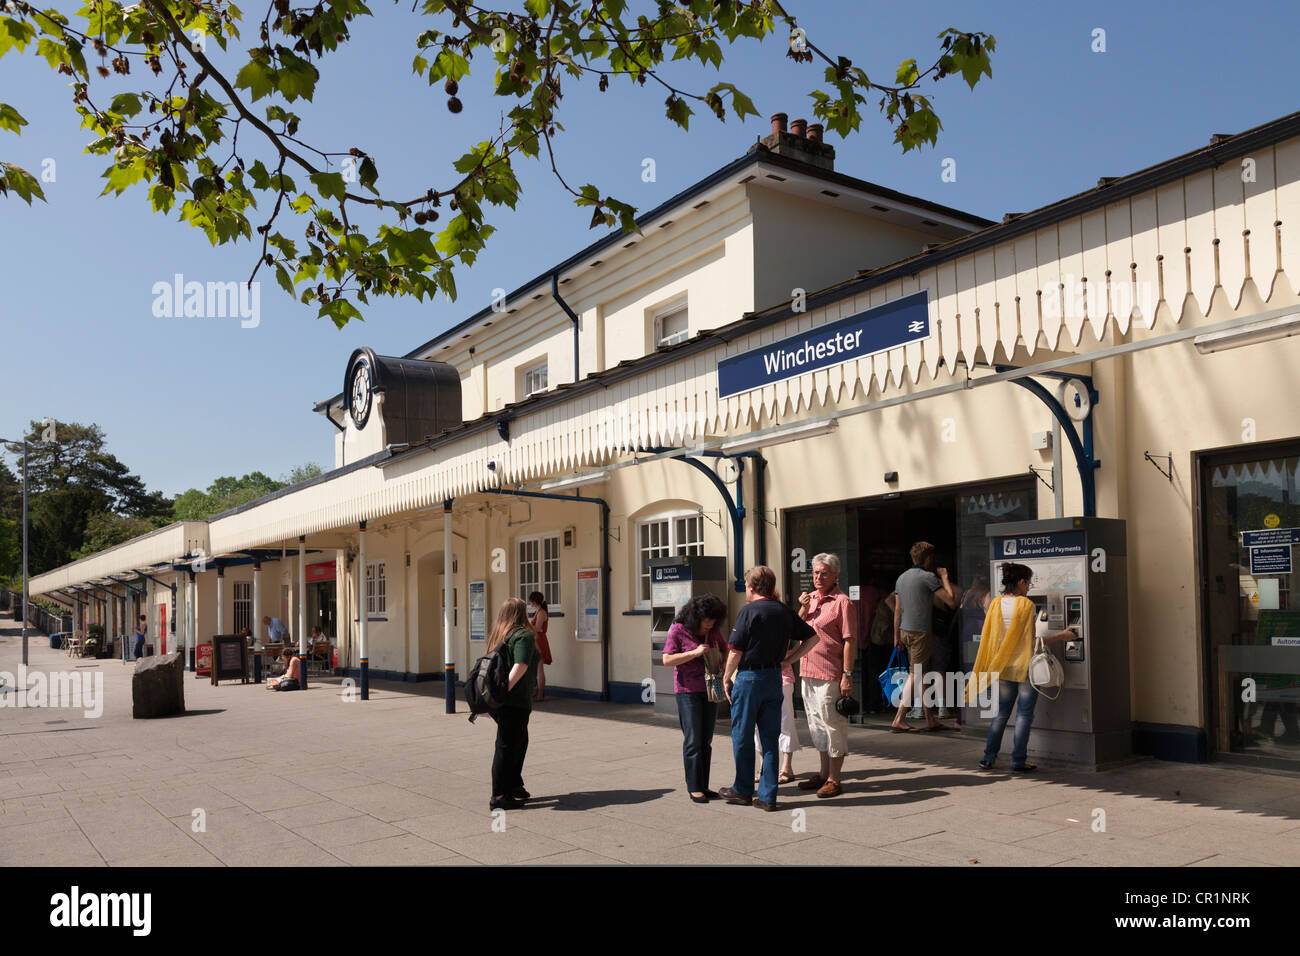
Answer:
[
  {"xmin": 171, "ymin": 462, "xmax": 325, "ymax": 520},
  {"xmin": 0, "ymin": 420, "xmax": 324, "ymax": 581}
]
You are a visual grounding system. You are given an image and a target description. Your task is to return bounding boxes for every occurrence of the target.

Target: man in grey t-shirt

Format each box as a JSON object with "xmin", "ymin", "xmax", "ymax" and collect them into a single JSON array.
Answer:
[{"xmin": 891, "ymin": 541, "xmax": 956, "ymax": 731}]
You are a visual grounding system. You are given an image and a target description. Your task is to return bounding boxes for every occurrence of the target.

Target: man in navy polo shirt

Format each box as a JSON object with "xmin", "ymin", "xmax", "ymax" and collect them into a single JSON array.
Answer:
[{"xmin": 720, "ymin": 566, "xmax": 818, "ymax": 811}]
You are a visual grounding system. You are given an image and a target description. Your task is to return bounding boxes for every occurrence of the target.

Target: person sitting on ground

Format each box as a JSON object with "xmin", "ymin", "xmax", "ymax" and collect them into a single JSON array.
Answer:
[{"xmin": 266, "ymin": 646, "xmax": 302, "ymax": 691}]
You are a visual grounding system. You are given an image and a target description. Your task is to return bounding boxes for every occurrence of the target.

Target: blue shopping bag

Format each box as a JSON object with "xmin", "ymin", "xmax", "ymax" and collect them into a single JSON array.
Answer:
[{"xmin": 878, "ymin": 645, "xmax": 909, "ymax": 708}]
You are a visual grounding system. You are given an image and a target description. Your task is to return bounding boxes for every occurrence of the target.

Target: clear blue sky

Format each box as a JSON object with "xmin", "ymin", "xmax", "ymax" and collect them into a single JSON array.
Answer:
[{"xmin": 1, "ymin": 0, "xmax": 1296, "ymax": 498}]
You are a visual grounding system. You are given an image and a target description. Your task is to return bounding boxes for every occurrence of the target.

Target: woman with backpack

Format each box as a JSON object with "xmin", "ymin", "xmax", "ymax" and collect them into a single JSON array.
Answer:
[{"xmin": 485, "ymin": 597, "xmax": 541, "ymax": 811}]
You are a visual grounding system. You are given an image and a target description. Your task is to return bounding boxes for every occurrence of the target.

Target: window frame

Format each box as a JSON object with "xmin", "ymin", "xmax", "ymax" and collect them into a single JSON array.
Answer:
[
  {"xmin": 365, "ymin": 560, "xmax": 387, "ymax": 619},
  {"xmin": 516, "ymin": 531, "xmax": 561, "ymax": 611},
  {"xmin": 521, "ymin": 358, "xmax": 549, "ymax": 398},
  {"xmin": 233, "ymin": 580, "xmax": 252, "ymax": 635},
  {"xmin": 652, "ymin": 301, "xmax": 690, "ymax": 350},
  {"xmin": 634, "ymin": 509, "xmax": 706, "ymax": 608}
]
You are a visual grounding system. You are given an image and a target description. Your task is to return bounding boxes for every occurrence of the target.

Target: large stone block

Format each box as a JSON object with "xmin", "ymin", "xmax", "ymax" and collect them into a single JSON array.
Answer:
[{"xmin": 132, "ymin": 651, "xmax": 186, "ymax": 718}]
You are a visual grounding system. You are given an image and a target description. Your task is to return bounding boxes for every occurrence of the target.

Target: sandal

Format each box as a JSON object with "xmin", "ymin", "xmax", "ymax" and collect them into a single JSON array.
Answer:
[
  {"xmin": 923, "ymin": 723, "xmax": 954, "ymax": 732},
  {"xmin": 776, "ymin": 772, "xmax": 796, "ymax": 785}
]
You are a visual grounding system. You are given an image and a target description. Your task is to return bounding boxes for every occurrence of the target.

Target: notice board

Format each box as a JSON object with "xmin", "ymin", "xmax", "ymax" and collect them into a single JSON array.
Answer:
[{"xmin": 210, "ymin": 634, "xmax": 249, "ymax": 685}]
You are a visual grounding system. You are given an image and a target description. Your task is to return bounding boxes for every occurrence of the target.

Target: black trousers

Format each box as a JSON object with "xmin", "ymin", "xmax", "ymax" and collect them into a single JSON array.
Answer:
[
  {"xmin": 491, "ymin": 705, "xmax": 531, "ymax": 797},
  {"xmin": 675, "ymin": 691, "xmax": 718, "ymax": 793},
  {"xmin": 865, "ymin": 643, "xmax": 892, "ymax": 711}
]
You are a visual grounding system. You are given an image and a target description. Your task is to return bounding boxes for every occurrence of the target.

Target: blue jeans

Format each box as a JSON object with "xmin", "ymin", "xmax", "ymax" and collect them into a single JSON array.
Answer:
[
  {"xmin": 730, "ymin": 669, "xmax": 783, "ymax": 803},
  {"xmin": 982, "ymin": 679, "xmax": 1038, "ymax": 768},
  {"xmin": 675, "ymin": 691, "xmax": 718, "ymax": 793}
]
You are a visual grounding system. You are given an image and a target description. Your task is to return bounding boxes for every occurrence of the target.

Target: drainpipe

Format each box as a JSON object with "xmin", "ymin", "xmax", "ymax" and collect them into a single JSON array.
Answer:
[
  {"xmin": 483, "ymin": 487, "xmax": 611, "ymax": 702},
  {"xmin": 1053, "ymin": 382, "xmax": 1065, "ymax": 518},
  {"xmin": 551, "ymin": 272, "xmax": 581, "ymax": 383}
]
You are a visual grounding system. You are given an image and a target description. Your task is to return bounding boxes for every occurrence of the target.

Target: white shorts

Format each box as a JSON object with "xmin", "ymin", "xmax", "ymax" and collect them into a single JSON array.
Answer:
[
  {"xmin": 754, "ymin": 681, "xmax": 801, "ymax": 755},
  {"xmin": 801, "ymin": 676, "xmax": 849, "ymax": 758}
]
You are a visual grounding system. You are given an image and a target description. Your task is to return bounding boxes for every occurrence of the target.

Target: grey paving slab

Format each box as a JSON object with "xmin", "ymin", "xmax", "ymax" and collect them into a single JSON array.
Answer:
[
  {"xmin": 4, "ymin": 622, "xmax": 1300, "ymax": 866},
  {"xmin": 434, "ymin": 829, "xmax": 579, "ymax": 865}
]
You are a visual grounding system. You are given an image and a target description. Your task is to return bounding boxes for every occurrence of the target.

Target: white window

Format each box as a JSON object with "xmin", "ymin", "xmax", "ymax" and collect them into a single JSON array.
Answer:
[
  {"xmin": 233, "ymin": 581, "xmax": 251, "ymax": 634},
  {"xmin": 517, "ymin": 534, "xmax": 560, "ymax": 608},
  {"xmin": 522, "ymin": 359, "xmax": 548, "ymax": 397},
  {"xmin": 365, "ymin": 561, "xmax": 386, "ymax": 617},
  {"xmin": 654, "ymin": 304, "xmax": 689, "ymax": 349},
  {"xmin": 636, "ymin": 512, "xmax": 705, "ymax": 605}
]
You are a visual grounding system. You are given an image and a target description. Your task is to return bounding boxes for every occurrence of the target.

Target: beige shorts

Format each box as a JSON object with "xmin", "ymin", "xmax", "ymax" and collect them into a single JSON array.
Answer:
[
  {"xmin": 800, "ymin": 677, "xmax": 849, "ymax": 758},
  {"xmin": 899, "ymin": 629, "xmax": 933, "ymax": 668}
]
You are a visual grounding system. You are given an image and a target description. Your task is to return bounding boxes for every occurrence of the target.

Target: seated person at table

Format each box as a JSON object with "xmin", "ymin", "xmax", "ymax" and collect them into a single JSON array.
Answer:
[{"xmin": 266, "ymin": 648, "xmax": 301, "ymax": 691}]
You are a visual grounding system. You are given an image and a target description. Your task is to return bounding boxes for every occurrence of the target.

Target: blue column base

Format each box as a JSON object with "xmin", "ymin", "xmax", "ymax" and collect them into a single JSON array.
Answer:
[
  {"xmin": 360, "ymin": 659, "xmax": 369, "ymax": 701},
  {"xmin": 444, "ymin": 664, "xmax": 456, "ymax": 713}
]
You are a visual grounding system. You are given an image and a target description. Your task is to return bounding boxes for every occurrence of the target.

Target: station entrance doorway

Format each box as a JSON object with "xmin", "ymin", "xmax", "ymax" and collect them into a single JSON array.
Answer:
[{"xmin": 784, "ymin": 475, "xmax": 1037, "ymax": 725}]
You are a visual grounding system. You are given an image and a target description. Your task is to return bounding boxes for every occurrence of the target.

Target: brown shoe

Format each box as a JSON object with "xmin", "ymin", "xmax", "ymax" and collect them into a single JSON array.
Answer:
[
  {"xmin": 753, "ymin": 799, "xmax": 780, "ymax": 812},
  {"xmin": 717, "ymin": 787, "xmax": 752, "ymax": 806},
  {"xmin": 796, "ymin": 774, "xmax": 826, "ymax": 791},
  {"xmin": 816, "ymin": 779, "xmax": 842, "ymax": 798}
]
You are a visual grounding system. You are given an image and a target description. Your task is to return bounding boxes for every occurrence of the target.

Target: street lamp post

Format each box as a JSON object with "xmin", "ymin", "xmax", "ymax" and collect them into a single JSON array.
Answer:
[{"xmin": 1, "ymin": 438, "xmax": 30, "ymax": 667}]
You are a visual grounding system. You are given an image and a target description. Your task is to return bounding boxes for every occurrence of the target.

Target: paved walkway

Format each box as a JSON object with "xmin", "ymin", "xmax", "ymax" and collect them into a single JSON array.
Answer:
[{"xmin": 2, "ymin": 622, "xmax": 1298, "ymax": 866}]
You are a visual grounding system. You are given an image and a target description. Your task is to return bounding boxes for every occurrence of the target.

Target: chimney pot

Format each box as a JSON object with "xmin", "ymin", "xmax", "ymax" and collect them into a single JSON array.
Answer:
[
  {"xmin": 807, "ymin": 123, "xmax": 824, "ymax": 143},
  {"xmin": 770, "ymin": 112, "xmax": 788, "ymax": 136},
  {"xmin": 790, "ymin": 118, "xmax": 807, "ymax": 138}
]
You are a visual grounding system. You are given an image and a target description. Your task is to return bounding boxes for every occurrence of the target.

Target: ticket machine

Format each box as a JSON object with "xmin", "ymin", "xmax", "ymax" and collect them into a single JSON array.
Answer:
[
  {"xmin": 649, "ymin": 555, "xmax": 727, "ymax": 716},
  {"xmin": 972, "ymin": 517, "xmax": 1131, "ymax": 767}
]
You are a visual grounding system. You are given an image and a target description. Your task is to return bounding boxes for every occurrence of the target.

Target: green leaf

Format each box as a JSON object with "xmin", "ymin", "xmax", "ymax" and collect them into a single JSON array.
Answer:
[
  {"xmin": 275, "ymin": 47, "xmax": 318, "ymax": 102},
  {"xmin": 358, "ymin": 157, "xmax": 378, "ymax": 194},
  {"xmin": 0, "ymin": 17, "xmax": 37, "ymax": 58},
  {"xmin": 100, "ymin": 160, "xmax": 145, "ymax": 196},
  {"xmin": 0, "ymin": 102, "xmax": 27, "ymax": 135},
  {"xmin": 275, "ymin": 263, "xmax": 295, "ymax": 296},
  {"xmin": 109, "ymin": 92, "xmax": 142, "ymax": 118},
  {"xmin": 665, "ymin": 96, "xmax": 692, "ymax": 130},
  {"xmin": 319, "ymin": 298, "xmax": 364, "ymax": 329},
  {"xmin": 234, "ymin": 59, "xmax": 275, "ymax": 102},
  {"xmin": 1, "ymin": 162, "xmax": 45, "ymax": 203},
  {"xmin": 309, "ymin": 171, "xmax": 346, "ymax": 203},
  {"xmin": 290, "ymin": 193, "xmax": 314, "ymax": 213}
]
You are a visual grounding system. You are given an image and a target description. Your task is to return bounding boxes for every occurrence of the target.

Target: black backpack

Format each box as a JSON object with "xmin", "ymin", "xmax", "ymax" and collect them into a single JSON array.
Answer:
[{"xmin": 465, "ymin": 637, "xmax": 514, "ymax": 722}]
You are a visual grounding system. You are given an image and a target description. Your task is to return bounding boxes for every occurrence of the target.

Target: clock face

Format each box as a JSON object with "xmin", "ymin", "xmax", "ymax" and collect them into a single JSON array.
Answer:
[
  {"xmin": 715, "ymin": 457, "xmax": 741, "ymax": 483},
  {"xmin": 349, "ymin": 361, "xmax": 372, "ymax": 428}
]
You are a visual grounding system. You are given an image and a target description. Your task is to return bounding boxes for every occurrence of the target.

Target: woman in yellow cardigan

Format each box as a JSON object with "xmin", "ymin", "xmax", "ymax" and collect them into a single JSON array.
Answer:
[{"xmin": 966, "ymin": 563, "xmax": 1078, "ymax": 772}]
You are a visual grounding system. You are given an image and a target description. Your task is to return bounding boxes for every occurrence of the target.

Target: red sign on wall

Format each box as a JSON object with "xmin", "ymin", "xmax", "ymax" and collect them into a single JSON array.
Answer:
[{"xmin": 306, "ymin": 561, "xmax": 335, "ymax": 583}]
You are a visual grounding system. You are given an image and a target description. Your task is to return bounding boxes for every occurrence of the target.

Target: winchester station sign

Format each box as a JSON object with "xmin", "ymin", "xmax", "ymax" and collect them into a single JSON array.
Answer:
[{"xmin": 717, "ymin": 291, "xmax": 932, "ymax": 399}]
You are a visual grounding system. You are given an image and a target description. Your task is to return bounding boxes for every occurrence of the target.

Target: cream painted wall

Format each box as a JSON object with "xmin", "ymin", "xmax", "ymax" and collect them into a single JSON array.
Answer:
[
  {"xmin": 747, "ymin": 185, "xmax": 967, "ymax": 314},
  {"xmin": 1119, "ymin": 332, "xmax": 1300, "ymax": 729}
]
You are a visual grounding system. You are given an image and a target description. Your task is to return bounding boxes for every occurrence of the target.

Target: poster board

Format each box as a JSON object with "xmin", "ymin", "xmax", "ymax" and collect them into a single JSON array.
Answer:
[
  {"xmin": 576, "ymin": 568, "xmax": 601, "ymax": 643},
  {"xmin": 210, "ymin": 634, "xmax": 249, "ymax": 685},
  {"xmin": 469, "ymin": 580, "xmax": 486, "ymax": 642},
  {"xmin": 196, "ymin": 642, "xmax": 213, "ymax": 676}
]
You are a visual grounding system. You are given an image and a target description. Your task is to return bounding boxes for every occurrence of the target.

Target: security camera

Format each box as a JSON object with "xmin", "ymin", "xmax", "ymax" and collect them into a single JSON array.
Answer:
[{"xmin": 486, "ymin": 460, "xmax": 499, "ymax": 472}]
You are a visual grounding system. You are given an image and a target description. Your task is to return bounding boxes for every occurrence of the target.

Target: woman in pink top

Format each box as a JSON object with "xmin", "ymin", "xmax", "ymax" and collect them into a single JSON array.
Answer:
[{"xmin": 662, "ymin": 593, "xmax": 731, "ymax": 803}]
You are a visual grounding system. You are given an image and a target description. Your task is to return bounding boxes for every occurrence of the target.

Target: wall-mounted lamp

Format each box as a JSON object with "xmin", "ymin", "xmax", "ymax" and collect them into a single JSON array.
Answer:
[
  {"xmin": 496, "ymin": 420, "xmax": 510, "ymax": 442},
  {"xmin": 884, "ymin": 471, "xmax": 899, "ymax": 483}
]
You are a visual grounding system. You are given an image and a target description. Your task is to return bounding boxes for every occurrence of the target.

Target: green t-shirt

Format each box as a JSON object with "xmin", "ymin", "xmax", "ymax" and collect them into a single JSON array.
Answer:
[{"xmin": 503, "ymin": 627, "xmax": 540, "ymax": 709}]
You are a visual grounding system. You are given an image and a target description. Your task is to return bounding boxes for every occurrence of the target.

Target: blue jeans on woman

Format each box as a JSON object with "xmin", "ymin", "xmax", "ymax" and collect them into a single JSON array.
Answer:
[
  {"xmin": 675, "ymin": 691, "xmax": 718, "ymax": 793},
  {"xmin": 729, "ymin": 668, "xmax": 783, "ymax": 804},
  {"xmin": 982, "ymin": 679, "xmax": 1038, "ymax": 768}
]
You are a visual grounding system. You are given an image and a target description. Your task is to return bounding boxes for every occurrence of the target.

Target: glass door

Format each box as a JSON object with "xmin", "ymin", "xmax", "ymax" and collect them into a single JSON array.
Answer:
[{"xmin": 1201, "ymin": 446, "xmax": 1300, "ymax": 770}]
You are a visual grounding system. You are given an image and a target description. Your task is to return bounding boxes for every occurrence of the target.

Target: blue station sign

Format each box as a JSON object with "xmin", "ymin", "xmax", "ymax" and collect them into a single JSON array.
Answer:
[
  {"xmin": 651, "ymin": 564, "xmax": 692, "ymax": 583},
  {"xmin": 1241, "ymin": 528, "xmax": 1300, "ymax": 548},
  {"xmin": 1249, "ymin": 545, "xmax": 1293, "ymax": 575},
  {"xmin": 717, "ymin": 291, "xmax": 931, "ymax": 399},
  {"xmin": 993, "ymin": 532, "xmax": 1087, "ymax": 559}
]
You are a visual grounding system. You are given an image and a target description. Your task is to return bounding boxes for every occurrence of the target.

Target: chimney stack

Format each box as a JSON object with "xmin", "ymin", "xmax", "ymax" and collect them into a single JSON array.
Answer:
[{"xmin": 752, "ymin": 109, "xmax": 835, "ymax": 171}]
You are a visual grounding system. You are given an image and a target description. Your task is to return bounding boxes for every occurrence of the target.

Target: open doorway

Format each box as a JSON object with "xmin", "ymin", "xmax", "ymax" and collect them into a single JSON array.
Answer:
[{"xmin": 786, "ymin": 476, "xmax": 1036, "ymax": 726}]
